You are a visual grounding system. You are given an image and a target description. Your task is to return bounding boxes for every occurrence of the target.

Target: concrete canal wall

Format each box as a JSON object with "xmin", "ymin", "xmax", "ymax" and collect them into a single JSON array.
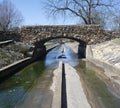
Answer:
[
  {"xmin": 86, "ymin": 40, "xmax": 120, "ymax": 85},
  {"xmin": 0, "ymin": 57, "xmax": 34, "ymax": 82}
]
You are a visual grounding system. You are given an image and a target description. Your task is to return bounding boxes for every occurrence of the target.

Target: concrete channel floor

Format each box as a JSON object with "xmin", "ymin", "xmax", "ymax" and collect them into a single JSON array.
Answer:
[{"xmin": 51, "ymin": 62, "xmax": 91, "ymax": 108}]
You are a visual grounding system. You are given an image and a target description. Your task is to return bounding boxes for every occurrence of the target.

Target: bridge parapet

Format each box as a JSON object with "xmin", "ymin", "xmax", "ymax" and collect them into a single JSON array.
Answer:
[{"xmin": 20, "ymin": 25, "xmax": 117, "ymax": 44}]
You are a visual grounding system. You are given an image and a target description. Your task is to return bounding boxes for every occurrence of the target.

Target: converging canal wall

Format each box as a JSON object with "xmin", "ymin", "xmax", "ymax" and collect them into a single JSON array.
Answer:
[{"xmin": 0, "ymin": 57, "xmax": 33, "ymax": 82}]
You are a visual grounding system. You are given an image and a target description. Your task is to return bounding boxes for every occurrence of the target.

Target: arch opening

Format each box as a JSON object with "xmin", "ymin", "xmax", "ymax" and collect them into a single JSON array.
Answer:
[{"xmin": 33, "ymin": 37, "xmax": 87, "ymax": 60}]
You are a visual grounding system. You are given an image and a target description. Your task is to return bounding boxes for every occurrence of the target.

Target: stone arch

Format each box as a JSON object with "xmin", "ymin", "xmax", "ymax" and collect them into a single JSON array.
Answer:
[
  {"xmin": 33, "ymin": 36, "xmax": 87, "ymax": 59},
  {"xmin": 35, "ymin": 36, "xmax": 87, "ymax": 45}
]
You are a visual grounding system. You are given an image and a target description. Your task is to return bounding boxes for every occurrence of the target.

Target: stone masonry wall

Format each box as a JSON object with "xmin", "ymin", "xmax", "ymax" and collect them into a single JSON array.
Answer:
[
  {"xmin": 20, "ymin": 25, "xmax": 117, "ymax": 44},
  {"xmin": 0, "ymin": 31, "xmax": 20, "ymax": 41},
  {"xmin": 0, "ymin": 25, "xmax": 117, "ymax": 44}
]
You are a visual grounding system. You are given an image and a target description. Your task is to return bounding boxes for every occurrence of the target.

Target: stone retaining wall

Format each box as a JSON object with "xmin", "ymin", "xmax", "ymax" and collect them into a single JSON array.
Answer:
[{"xmin": 0, "ymin": 31, "xmax": 20, "ymax": 41}]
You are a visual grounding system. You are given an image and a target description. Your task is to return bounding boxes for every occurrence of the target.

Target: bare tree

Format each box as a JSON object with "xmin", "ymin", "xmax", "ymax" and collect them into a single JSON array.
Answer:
[
  {"xmin": 0, "ymin": 0, "xmax": 23, "ymax": 31},
  {"xmin": 44, "ymin": 0, "xmax": 119, "ymax": 25}
]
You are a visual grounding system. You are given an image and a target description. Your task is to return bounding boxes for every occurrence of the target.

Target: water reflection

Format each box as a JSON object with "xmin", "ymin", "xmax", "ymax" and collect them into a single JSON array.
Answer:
[{"xmin": 45, "ymin": 44, "xmax": 78, "ymax": 67}]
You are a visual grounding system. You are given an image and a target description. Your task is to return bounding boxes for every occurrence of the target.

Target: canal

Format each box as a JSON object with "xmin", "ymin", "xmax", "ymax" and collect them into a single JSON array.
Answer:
[{"xmin": 0, "ymin": 43, "xmax": 120, "ymax": 108}]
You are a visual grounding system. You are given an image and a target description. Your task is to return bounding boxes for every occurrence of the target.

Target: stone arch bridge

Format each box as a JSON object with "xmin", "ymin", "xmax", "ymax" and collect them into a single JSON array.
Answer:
[
  {"xmin": 20, "ymin": 25, "xmax": 116, "ymax": 59},
  {"xmin": 20, "ymin": 25, "xmax": 116, "ymax": 44}
]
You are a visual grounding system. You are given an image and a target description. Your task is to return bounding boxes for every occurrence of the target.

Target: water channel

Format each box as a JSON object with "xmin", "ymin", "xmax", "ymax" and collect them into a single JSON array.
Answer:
[{"xmin": 0, "ymin": 43, "xmax": 120, "ymax": 108}]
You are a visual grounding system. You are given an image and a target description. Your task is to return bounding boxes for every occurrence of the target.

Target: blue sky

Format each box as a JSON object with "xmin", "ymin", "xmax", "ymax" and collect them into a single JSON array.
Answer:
[
  {"xmin": 8, "ymin": 0, "xmax": 78, "ymax": 25},
  {"xmin": 1, "ymin": 0, "xmax": 118, "ymax": 28}
]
